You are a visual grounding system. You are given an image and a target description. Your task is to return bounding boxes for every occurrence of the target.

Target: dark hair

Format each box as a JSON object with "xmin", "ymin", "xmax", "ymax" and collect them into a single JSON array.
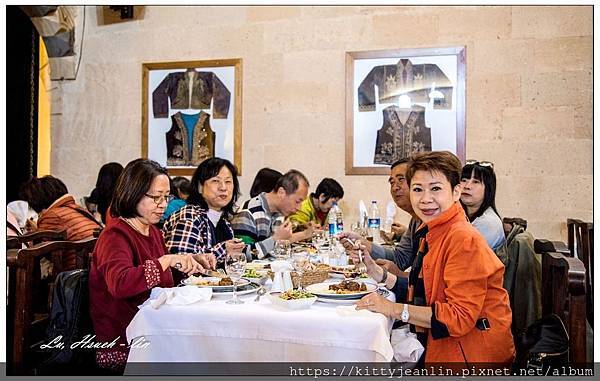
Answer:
[
  {"xmin": 91, "ymin": 162, "xmax": 124, "ymax": 223},
  {"xmin": 460, "ymin": 163, "xmax": 500, "ymax": 221},
  {"xmin": 390, "ymin": 158, "xmax": 409, "ymax": 170},
  {"xmin": 187, "ymin": 157, "xmax": 240, "ymax": 216},
  {"xmin": 249, "ymin": 168, "xmax": 282, "ymax": 198},
  {"xmin": 405, "ymin": 151, "xmax": 462, "ymax": 189},
  {"xmin": 111, "ymin": 160, "xmax": 169, "ymax": 218},
  {"xmin": 171, "ymin": 176, "xmax": 192, "ymax": 199},
  {"xmin": 19, "ymin": 175, "xmax": 69, "ymax": 213},
  {"xmin": 312, "ymin": 178, "xmax": 344, "ymax": 201},
  {"xmin": 274, "ymin": 170, "xmax": 310, "ymax": 195}
]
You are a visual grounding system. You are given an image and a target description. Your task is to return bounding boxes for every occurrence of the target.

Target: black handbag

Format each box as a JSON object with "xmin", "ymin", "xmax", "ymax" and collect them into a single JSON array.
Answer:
[{"xmin": 515, "ymin": 313, "xmax": 569, "ymax": 371}]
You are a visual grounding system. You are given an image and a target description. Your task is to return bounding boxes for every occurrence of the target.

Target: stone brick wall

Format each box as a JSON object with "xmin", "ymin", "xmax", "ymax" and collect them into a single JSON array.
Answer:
[{"xmin": 51, "ymin": 5, "xmax": 592, "ymax": 241}]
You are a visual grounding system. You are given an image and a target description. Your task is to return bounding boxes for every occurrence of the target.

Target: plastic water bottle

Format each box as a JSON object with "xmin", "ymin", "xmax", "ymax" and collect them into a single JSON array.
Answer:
[
  {"xmin": 328, "ymin": 202, "xmax": 344, "ymax": 236},
  {"xmin": 368, "ymin": 201, "xmax": 381, "ymax": 242}
]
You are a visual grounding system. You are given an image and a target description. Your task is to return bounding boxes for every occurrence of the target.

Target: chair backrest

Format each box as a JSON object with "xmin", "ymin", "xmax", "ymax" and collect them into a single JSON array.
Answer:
[
  {"xmin": 566, "ymin": 218, "xmax": 593, "ymax": 328},
  {"xmin": 503, "ymin": 217, "xmax": 528, "ymax": 237},
  {"xmin": 6, "ymin": 237, "xmax": 97, "ymax": 375},
  {"xmin": 534, "ymin": 239, "xmax": 587, "ymax": 364},
  {"xmin": 6, "ymin": 229, "xmax": 68, "ymax": 250}
]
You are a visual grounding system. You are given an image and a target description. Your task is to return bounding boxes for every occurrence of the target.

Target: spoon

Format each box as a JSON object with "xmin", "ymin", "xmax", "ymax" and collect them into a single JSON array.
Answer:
[{"xmin": 254, "ymin": 286, "xmax": 267, "ymax": 302}]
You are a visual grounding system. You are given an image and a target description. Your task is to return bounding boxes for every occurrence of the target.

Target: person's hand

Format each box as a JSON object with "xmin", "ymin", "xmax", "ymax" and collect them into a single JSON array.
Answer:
[
  {"xmin": 294, "ymin": 221, "xmax": 317, "ymax": 242},
  {"xmin": 225, "ymin": 239, "xmax": 245, "ymax": 256},
  {"xmin": 162, "ymin": 254, "xmax": 204, "ymax": 275},
  {"xmin": 339, "ymin": 231, "xmax": 371, "ymax": 254},
  {"xmin": 355, "ymin": 292, "xmax": 396, "ymax": 317},
  {"xmin": 193, "ymin": 253, "xmax": 217, "ymax": 270},
  {"xmin": 272, "ymin": 220, "xmax": 293, "ymax": 241},
  {"xmin": 391, "ymin": 223, "xmax": 407, "ymax": 237},
  {"xmin": 25, "ymin": 218, "xmax": 37, "ymax": 233},
  {"xmin": 374, "ymin": 259, "xmax": 404, "ymax": 277}
]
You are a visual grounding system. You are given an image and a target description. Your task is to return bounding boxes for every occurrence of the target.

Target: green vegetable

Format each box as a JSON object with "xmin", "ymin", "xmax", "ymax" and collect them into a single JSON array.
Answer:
[
  {"xmin": 280, "ymin": 290, "xmax": 316, "ymax": 300},
  {"xmin": 243, "ymin": 268, "xmax": 261, "ymax": 278}
]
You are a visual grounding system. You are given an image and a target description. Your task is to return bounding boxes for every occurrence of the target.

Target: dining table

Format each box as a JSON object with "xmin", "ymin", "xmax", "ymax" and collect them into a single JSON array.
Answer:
[{"xmin": 125, "ymin": 274, "xmax": 396, "ymax": 375}]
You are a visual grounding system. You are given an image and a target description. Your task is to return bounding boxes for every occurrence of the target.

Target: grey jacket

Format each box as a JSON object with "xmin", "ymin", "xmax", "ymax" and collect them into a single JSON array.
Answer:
[
  {"xmin": 371, "ymin": 217, "xmax": 420, "ymax": 270},
  {"xmin": 500, "ymin": 225, "xmax": 542, "ymax": 335}
]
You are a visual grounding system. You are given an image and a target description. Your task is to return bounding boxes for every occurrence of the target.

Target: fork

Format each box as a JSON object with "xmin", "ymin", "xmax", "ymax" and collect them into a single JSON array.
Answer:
[{"xmin": 350, "ymin": 239, "xmax": 367, "ymax": 275}]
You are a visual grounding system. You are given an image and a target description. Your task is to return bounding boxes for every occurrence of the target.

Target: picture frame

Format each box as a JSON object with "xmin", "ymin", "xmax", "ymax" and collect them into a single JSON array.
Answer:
[
  {"xmin": 142, "ymin": 58, "xmax": 243, "ymax": 176},
  {"xmin": 345, "ymin": 47, "xmax": 466, "ymax": 175}
]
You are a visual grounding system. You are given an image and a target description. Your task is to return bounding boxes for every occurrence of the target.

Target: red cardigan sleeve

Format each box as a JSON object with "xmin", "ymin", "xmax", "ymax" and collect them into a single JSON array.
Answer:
[{"xmin": 94, "ymin": 228, "xmax": 169, "ymax": 299}]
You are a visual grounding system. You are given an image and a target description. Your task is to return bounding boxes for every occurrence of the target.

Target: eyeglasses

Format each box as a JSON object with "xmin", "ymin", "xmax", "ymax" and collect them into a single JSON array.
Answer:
[
  {"xmin": 465, "ymin": 160, "xmax": 494, "ymax": 169},
  {"xmin": 145, "ymin": 193, "xmax": 173, "ymax": 205}
]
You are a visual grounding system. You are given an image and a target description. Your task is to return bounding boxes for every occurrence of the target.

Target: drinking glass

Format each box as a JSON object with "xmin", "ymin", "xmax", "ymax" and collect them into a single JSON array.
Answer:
[
  {"xmin": 291, "ymin": 251, "xmax": 309, "ymax": 290},
  {"xmin": 225, "ymin": 252, "xmax": 247, "ymax": 304},
  {"xmin": 312, "ymin": 230, "xmax": 328, "ymax": 253},
  {"xmin": 273, "ymin": 239, "xmax": 291, "ymax": 261}
]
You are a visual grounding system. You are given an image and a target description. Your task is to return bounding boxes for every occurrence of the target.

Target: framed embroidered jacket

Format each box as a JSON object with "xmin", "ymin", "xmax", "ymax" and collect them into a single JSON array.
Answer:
[
  {"xmin": 142, "ymin": 59, "xmax": 243, "ymax": 176},
  {"xmin": 345, "ymin": 47, "xmax": 466, "ymax": 175}
]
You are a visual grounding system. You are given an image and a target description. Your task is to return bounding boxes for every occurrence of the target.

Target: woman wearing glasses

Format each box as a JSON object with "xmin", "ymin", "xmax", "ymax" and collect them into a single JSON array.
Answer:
[
  {"xmin": 460, "ymin": 160, "xmax": 506, "ymax": 251},
  {"xmin": 162, "ymin": 157, "xmax": 245, "ymax": 268},
  {"xmin": 90, "ymin": 160, "xmax": 206, "ymax": 374}
]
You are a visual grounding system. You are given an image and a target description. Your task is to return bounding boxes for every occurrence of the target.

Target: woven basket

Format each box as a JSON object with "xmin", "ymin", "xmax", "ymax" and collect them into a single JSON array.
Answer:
[{"xmin": 291, "ymin": 269, "xmax": 328, "ymax": 288}]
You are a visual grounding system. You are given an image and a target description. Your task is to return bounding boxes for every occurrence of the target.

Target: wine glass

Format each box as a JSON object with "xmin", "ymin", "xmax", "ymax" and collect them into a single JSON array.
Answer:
[
  {"xmin": 273, "ymin": 239, "xmax": 291, "ymax": 261},
  {"xmin": 291, "ymin": 251, "xmax": 309, "ymax": 290},
  {"xmin": 225, "ymin": 252, "xmax": 247, "ymax": 305},
  {"xmin": 312, "ymin": 230, "xmax": 328, "ymax": 253}
]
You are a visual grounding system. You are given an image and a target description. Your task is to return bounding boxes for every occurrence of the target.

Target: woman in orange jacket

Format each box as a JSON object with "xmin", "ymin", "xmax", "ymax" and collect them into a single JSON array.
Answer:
[{"xmin": 354, "ymin": 151, "xmax": 515, "ymax": 366}]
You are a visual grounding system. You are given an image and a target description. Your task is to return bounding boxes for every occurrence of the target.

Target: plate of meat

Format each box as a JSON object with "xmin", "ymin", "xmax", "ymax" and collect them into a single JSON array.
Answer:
[{"xmin": 305, "ymin": 280, "xmax": 377, "ymax": 300}]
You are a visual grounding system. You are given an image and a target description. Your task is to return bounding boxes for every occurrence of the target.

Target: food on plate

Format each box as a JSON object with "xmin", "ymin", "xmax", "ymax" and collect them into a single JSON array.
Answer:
[
  {"xmin": 243, "ymin": 268, "xmax": 261, "ymax": 278},
  {"xmin": 279, "ymin": 290, "xmax": 316, "ymax": 300},
  {"xmin": 328, "ymin": 280, "xmax": 367, "ymax": 294},
  {"xmin": 188, "ymin": 276, "xmax": 233, "ymax": 286},
  {"xmin": 218, "ymin": 277, "xmax": 233, "ymax": 286}
]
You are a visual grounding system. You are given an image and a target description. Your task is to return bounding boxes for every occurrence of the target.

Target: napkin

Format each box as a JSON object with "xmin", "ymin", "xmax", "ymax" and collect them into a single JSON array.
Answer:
[
  {"xmin": 335, "ymin": 305, "xmax": 375, "ymax": 317},
  {"xmin": 143, "ymin": 286, "xmax": 212, "ymax": 309},
  {"xmin": 390, "ymin": 325, "xmax": 424, "ymax": 363},
  {"xmin": 358, "ymin": 200, "xmax": 368, "ymax": 227},
  {"xmin": 7, "ymin": 200, "xmax": 38, "ymax": 229},
  {"xmin": 270, "ymin": 260, "xmax": 294, "ymax": 292}
]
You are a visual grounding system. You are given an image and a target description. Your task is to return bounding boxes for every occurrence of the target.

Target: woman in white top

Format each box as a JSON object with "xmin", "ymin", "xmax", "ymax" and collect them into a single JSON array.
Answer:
[{"xmin": 460, "ymin": 160, "xmax": 506, "ymax": 251}]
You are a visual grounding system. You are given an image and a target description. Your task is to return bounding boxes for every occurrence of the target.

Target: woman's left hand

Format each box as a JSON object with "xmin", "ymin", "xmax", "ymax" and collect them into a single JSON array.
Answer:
[{"xmin": 355, "ymin": 292, "xmax": 396, "ymax": 318}]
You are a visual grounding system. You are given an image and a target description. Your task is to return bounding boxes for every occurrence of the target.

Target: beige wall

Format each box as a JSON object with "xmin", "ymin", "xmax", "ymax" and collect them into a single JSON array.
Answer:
[{"xmin": 51, "ymin": 5, "xmax": 592, "ymax": 241}]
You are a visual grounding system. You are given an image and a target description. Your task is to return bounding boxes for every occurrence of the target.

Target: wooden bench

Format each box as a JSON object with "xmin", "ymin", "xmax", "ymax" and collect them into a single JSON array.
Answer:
[
  {"xmin": 6, "ymin": 237, "xmax": 97, "ymax": 375},
  {"xmin": 7, "ymin": 229, "xmax": 67, "ymax": 250},
  {"xmin": 534, "ymin": 239, "xmax": 587, "ymax": 364},
  {"xmin": 567, "ymin": 219, "xmax": 593, "ymax": 328}
]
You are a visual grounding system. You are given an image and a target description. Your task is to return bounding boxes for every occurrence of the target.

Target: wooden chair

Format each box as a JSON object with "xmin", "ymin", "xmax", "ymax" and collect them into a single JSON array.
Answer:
[
  {"xmin": 6, "ymin": 229, "xmax": 68, "ymax": 250},
  {"xmin": 6, "ymin": 237, "xmax": 97, "ymax": 375},
  {"xmin": 567, "ymin": 218, "xmax": 593, "ymax": 328},
  {"xmin": 503, "ymin": 217, "xmax": 528, "ymax": 237},
  {"xmin": 534, "ymin": 239, "xmax": 587, "ymax": 365}
]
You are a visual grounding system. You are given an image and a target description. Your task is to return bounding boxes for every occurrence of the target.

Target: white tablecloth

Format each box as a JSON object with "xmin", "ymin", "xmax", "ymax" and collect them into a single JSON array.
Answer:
[{"xmin": 125, "ymin": 286, "xmax": 395, "ymax": 366}]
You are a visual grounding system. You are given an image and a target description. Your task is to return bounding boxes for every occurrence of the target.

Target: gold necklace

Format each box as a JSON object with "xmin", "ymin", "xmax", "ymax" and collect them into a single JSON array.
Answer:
[{"xmin": 120, "ymin": 217, "xmax": 149, "ymax": 236}]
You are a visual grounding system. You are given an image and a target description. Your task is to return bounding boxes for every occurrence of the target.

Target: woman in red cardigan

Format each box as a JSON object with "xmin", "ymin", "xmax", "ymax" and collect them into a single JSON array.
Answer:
[
  {"xmin": 89, "ymin": 160, "xmax": 209, "ymax": 374},
  {"xmin": 354, "ymin": 151, "xmax": 515, "ymax": 367}
]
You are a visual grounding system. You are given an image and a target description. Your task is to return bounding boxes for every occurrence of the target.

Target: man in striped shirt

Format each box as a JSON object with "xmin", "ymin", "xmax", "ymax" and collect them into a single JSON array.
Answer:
[{"xmin": 231, "ymin": 169, "xmax": 312, "ymax": 260}]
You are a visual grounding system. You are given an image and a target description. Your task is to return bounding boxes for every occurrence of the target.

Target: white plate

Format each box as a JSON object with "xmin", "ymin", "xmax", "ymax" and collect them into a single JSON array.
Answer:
[
  {"xmin": 305, "ymin": 281, "xmax": 377, "ymax": 300},
  {"xmin": 267, "ymin": 293, "xmax": 317, "ymax": 310},
  {"xmin": 246, "ymin": 260, "xmax": 271, "ymax": 270},
  {"xmin": 330, "ymin": 264, "xmax": 355, "ymax": 272},
  {"xmin": 182, "ymin": 276, "xmax": 250, "ymax": 291},
  {"xmin": 316, "ymin": 297, "xmax": 357, "ymax": 305},
  {"xmin": 211, "ymin": 282, "xmax": 260, "ymax": 297}
]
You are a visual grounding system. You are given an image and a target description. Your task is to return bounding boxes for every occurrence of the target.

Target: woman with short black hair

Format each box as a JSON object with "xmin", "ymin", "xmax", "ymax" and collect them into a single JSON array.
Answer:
[
  {"xmin": 163, "ymin": 157, "xmax": 246, "ymax": 265},
  {"xmin": 90, "ymin": 159, "xmax": 207, "ymax": 374}
]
